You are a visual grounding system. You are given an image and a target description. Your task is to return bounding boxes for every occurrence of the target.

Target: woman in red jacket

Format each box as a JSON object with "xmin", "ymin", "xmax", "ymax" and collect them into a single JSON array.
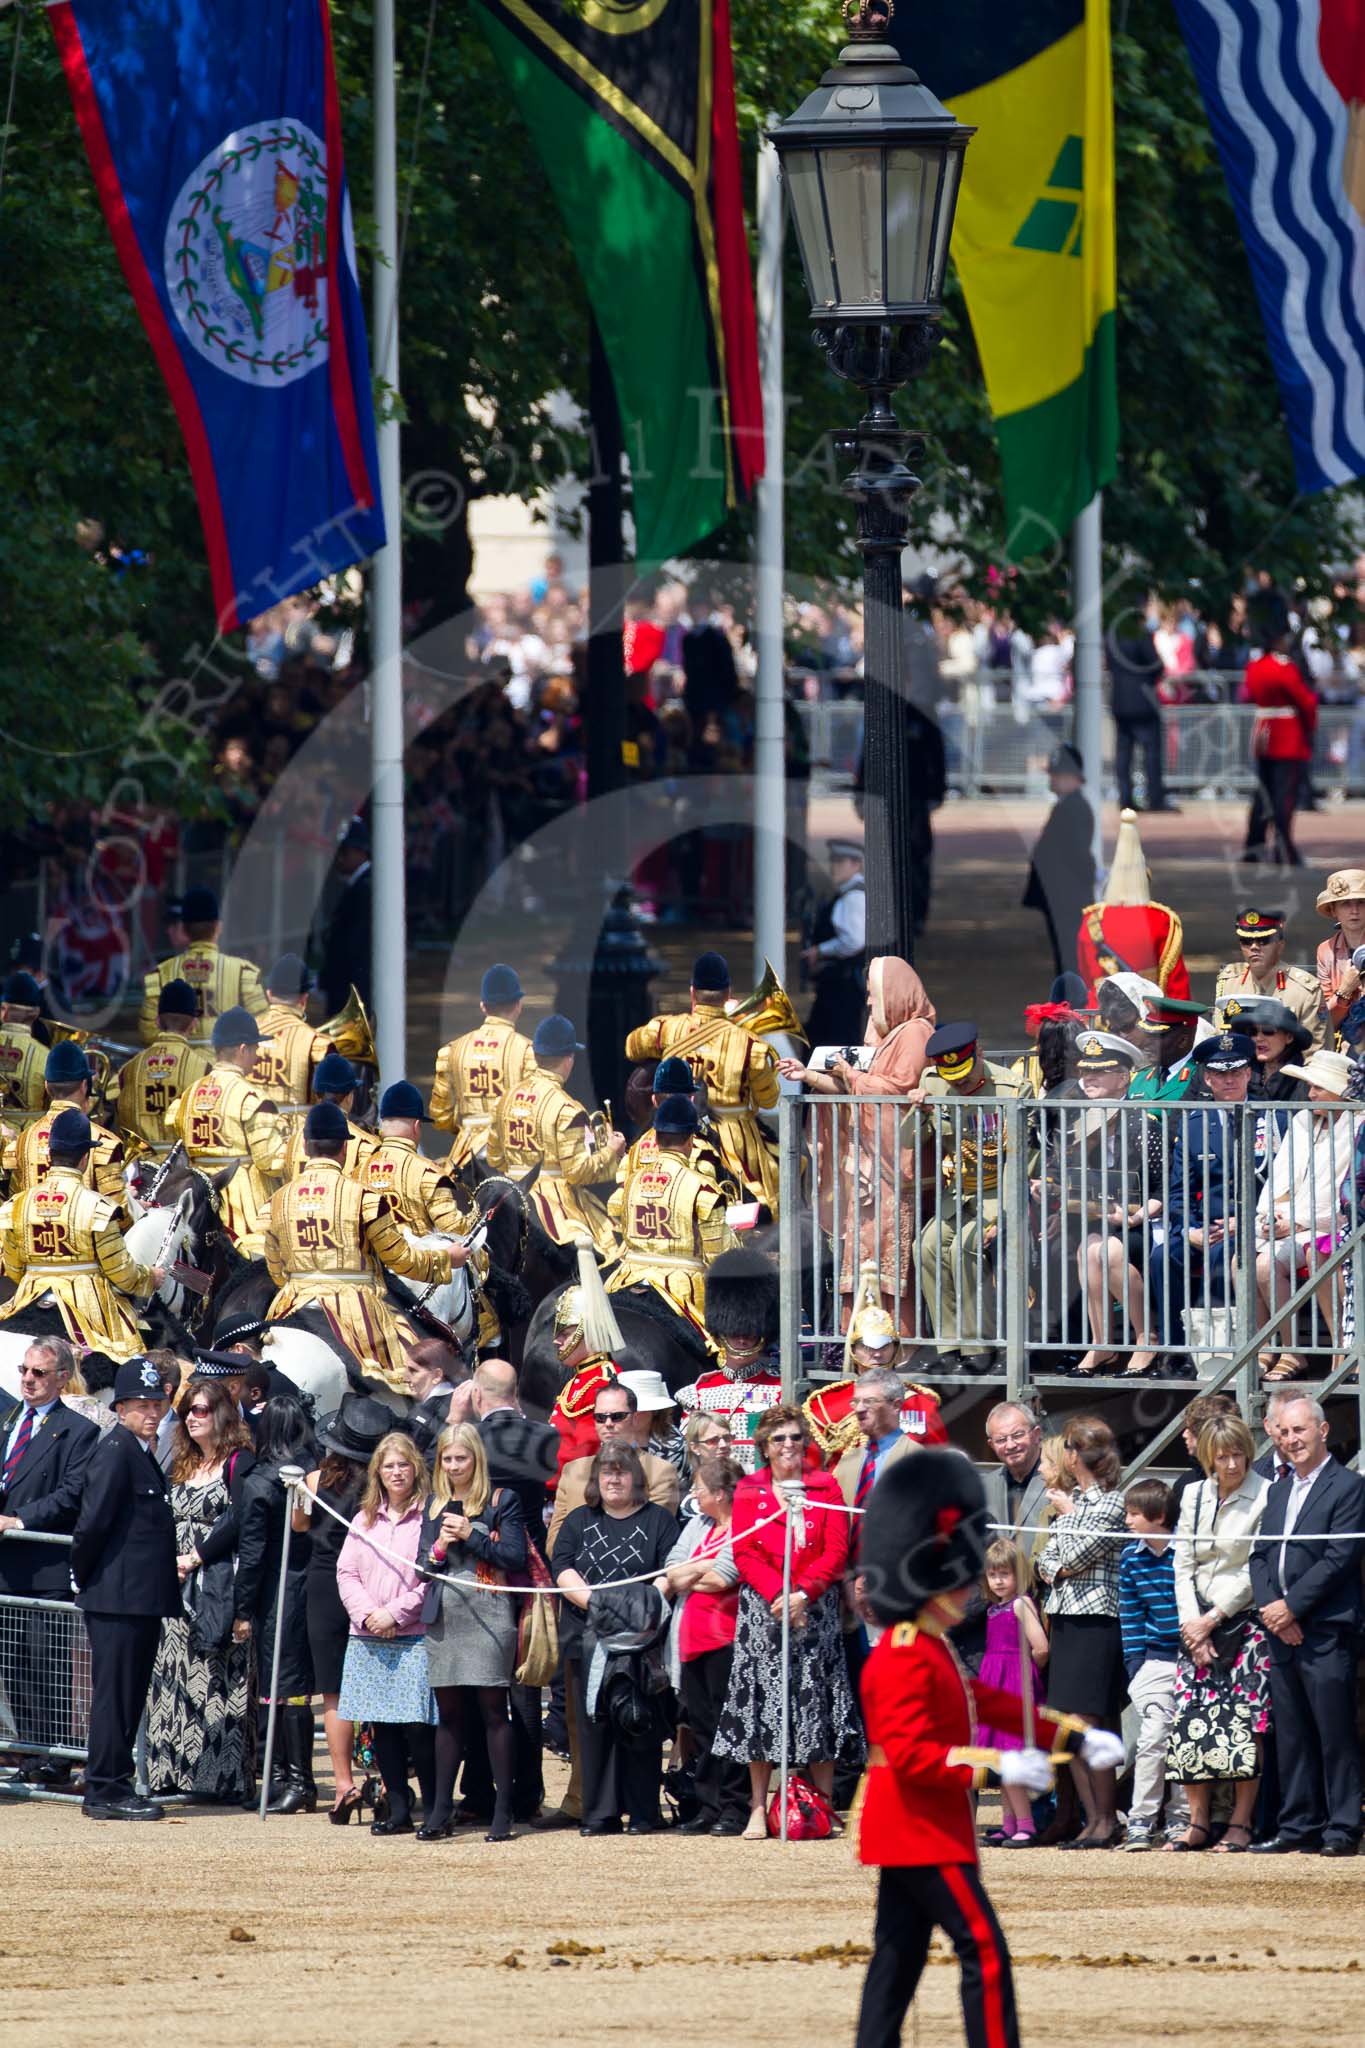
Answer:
[
  {"xmin": 712, "ymin": 1403, "xmax": 863, "ymax": 1838},
  {"xmin": 1242, "ymin": 632, "xmax": 1318, "ymax": 867}
]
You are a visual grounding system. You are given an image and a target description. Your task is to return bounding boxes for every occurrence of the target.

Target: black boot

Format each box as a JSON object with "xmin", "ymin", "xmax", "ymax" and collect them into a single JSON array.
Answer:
[{"xmin": 268, "ymin": 1707, "xmax": 318, "ymax": 1815}]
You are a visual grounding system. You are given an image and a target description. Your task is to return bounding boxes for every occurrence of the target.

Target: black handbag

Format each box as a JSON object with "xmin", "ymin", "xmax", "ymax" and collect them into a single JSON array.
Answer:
[{"xmin": 184, "ymin": 1556, "xmax": 237, "ymax": 1655}]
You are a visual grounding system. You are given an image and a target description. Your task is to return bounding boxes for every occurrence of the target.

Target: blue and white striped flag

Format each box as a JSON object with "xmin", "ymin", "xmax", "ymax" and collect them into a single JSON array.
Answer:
[{"xmin": 1173, "ymin": 0, "xmax": 1365, "ymax": 491}]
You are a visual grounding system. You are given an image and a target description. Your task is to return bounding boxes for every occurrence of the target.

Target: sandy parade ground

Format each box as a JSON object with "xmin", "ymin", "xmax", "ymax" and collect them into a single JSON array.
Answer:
[{"xmin": 5, "ymin": 1778, "xmax": 1365, "ymax": 2048}]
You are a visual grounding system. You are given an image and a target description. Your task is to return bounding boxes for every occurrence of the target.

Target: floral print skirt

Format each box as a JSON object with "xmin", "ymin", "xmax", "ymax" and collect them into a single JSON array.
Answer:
[{"xmin": 1165, "ymin": 1617, "xmax": 1272, "ymax": 1783}]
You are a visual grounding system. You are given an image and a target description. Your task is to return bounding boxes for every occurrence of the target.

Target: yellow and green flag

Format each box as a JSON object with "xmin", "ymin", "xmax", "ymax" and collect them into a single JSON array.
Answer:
[{"xmin": 891, "ymin": 0, "xmax": 1118, "ymax": 559}]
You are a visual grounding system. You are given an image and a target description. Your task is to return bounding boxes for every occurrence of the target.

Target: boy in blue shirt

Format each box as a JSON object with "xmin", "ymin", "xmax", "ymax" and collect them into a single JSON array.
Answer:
[{"xmin": 1118, "ymin": 1478, "xmax": 1183, "ymax": 1849}]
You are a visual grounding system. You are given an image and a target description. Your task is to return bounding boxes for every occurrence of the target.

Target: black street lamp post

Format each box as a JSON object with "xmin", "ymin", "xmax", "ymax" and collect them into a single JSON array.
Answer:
[{"xmin": 770, "ymin": 0, "xmax": 973, "ymax": 961}]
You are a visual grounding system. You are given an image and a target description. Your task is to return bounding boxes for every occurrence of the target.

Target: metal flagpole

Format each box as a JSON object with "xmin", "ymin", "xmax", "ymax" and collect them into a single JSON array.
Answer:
[
  {"xmin": 777, "ymin": 1490, "xmax": 789, "ymax": 1843},
  {"xmin": 753, "ymin": 121, "xmax": 786, "ymax": 989},
  {"xmin": 258, "ymin": 1466, "xmax": 304, "ymax": 1821},
  {"xmin": 1072, "ymin": 495, "xmax": 1104, "ymax": 878},
  {"xmin": 370, "ymin": 0, "xmax": 406, "ymax": 1089}
]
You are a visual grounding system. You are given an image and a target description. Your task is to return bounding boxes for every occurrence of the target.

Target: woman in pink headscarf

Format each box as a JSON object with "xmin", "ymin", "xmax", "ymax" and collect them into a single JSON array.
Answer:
[{"xmin": 779, "ymin": 957, "xmax": 937, "ymax": 1333}]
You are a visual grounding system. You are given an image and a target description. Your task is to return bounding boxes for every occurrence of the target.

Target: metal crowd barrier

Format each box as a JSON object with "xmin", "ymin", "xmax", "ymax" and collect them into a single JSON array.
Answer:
[
  {"xmin": 777, "ymin": 1090, "xmax": 1365, "ymax": 1437},
  {"xmin": 795, "ymin": 688, "xmax": 1365, "ymax": 799},
  {"xmin": 0, "ymin": 1531, "xmax": 90, "ymax": 1801}
]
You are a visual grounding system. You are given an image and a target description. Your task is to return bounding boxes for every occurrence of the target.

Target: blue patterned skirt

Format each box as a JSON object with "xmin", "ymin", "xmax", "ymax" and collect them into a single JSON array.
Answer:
[{"xmin": 336, "ymin": 1635, "xmax": 437, "ymax": 1726}]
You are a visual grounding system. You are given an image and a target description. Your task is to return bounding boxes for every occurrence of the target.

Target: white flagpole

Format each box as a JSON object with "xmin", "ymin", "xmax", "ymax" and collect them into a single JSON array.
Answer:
[
  {"xmin": 1072, "ymin": 494, "xmax": 1104, "ymax": 879},
  {"xmin": 370, "ymin": 0, "xmax": 406, "ymax": 1087},
  {"xmin": 753, "ymin": 121, "xmax": 786, "ymax": 990}
]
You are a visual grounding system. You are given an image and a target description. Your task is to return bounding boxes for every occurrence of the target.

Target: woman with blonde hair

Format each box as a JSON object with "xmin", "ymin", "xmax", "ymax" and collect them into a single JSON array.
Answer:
[
  {"xmin": 1165, "ymin": 1414, "xmax": 1270, "ymax": 1853},
  {"xmin": 416, "ymin": 1422, "xmax": 527, "ymax": 1842},
  {"xmin": 335, "ymin": 1430, "xmax": 434, "ymax": 1835},
  {"xmin": 1036, "ymin": 1416, "xmax": 1127, "ymax": 1847}
]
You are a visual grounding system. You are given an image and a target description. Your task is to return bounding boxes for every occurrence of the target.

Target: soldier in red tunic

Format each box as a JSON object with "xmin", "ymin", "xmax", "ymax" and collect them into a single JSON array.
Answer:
[
  {"xmin": 853, "ymin": 1451, "xmax": 1123, "ymax": 2048},
  {"xmin": 547, "ymin": 1244, "xmax": 622, "ymax": 1486}
]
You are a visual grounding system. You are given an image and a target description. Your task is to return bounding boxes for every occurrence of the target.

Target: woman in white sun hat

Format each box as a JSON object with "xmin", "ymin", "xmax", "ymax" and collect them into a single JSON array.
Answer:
[
  {"xmin": 1240, "ymin": 1047, "xmax": 1359, "ymax": 1381},
  {"xmin": 617, "ymin": 1367, "xmax": 688, "ymax": 1480}
]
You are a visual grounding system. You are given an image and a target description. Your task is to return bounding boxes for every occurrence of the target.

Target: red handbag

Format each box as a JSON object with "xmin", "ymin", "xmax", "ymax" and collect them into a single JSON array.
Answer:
[{"xmin": 766, "ymin": 1771, "xmax": 836, "ymax": 1841}]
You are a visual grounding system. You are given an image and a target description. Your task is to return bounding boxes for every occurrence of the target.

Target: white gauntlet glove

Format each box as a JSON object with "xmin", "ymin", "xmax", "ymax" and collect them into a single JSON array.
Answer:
[
  {"xmin": 998, "ymin": 1747, "xmax": 1054, "ymax": 1796},
  {"xmin": 1080, "ymin": 1729, "xmax": 1125, "ymax": 1771}
]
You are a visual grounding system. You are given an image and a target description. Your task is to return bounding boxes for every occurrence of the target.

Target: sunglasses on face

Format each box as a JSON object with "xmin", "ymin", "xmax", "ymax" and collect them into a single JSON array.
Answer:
[
  {"xmin": 768, "ymin": 1433, "xmax": 804, "ymax": 1445},
  {"xmin": 594, "ymin": 1410, "xmax": 629, "ymax": 1425},
  {"xmin": 186, "ymin": 1404, "xmax": 213, "ymax": 1418}
]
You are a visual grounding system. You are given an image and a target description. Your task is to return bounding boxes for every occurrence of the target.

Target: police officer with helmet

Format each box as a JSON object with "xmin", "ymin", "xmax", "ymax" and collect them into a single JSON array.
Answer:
[{"xmin": 71, "ymin": 1356, "xmax": 181, "ymax": 1820}]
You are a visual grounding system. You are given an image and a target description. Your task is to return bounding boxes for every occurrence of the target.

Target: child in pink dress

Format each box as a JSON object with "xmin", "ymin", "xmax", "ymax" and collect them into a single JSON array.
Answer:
[{"xmin": 977, "ymin": 1539, "xmax": 1050, "ymax": 1845}]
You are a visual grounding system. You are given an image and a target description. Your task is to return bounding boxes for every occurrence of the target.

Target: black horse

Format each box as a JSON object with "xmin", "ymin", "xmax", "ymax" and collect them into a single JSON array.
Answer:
[{"xmin": 519, "ymin": 1280, "xmax": 712, "ymax": 1416}]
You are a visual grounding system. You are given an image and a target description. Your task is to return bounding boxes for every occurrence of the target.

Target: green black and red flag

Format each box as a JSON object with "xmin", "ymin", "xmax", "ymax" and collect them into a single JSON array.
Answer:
[{"xmin": 474, "ymin": 0, "xmax": 764, "ymax": 562}]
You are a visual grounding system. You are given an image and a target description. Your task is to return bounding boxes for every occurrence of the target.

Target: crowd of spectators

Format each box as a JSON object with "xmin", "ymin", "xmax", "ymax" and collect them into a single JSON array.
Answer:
[{"xmin": 4, "ymin": 1333, "xmax": 1363, "ymax": 1858}]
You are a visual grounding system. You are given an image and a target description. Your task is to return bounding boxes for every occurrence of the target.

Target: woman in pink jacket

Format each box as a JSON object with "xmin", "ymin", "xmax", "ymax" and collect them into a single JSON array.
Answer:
[
  {"xmin": 711, "ymin": 1404, "xmax": 863, "ymax": 1837},
  {"xmin": 335, "ymin": 1432, "xmax": 435, "ymax": 1835}
]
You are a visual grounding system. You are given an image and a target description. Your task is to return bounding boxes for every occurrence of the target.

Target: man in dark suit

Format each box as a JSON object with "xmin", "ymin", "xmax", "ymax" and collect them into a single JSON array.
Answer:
[
  {"xmin": 0, "ymin": 1336, "xmax": 100, "ymax": 1776},
  {"xmin": 404, "ymin": 1339, "xmax": 466, "ymax": 1459},
  {"xmin": 319, "ymin": 817, "xmax": 372, "ymax": 1013},
  {"xmin": 1022, "ymin": 745, "xmax": 1096, "ymax": 977},
  {"xmin": 70, "ymin": 1356, "xmax": 182, "ymax": 1820},
  {"xmin": 1249, "ymin": 1395, "xmax": 1365, "ymax": 1856}
]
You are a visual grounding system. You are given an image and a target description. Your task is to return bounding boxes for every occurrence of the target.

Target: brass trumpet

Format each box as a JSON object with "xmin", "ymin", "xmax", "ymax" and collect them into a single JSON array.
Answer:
[{"xmin": 317, "ymin": 986, "xmax": 377, "ymax": 1067}]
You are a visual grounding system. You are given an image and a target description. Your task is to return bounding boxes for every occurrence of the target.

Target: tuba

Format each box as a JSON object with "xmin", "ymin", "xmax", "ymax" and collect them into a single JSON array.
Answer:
[
  {"xmin": 317, "ymin": 986, "xmax": 377, "ymax": 1067},
  {"xmin": 726, "ymin": 960, "xmax": 809, "ymax": 1047}
]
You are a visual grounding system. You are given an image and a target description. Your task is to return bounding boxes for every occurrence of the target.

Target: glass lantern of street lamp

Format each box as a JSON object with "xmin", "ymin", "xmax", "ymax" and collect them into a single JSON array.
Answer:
[{"xmin": 770, "ymin": 0, "xmax": 973, "ymax": 336}]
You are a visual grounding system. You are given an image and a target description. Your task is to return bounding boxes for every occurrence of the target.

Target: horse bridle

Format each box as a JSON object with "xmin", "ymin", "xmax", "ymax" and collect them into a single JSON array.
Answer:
[{"xmin": 472, "ymin": 1173, "xmax": 530, "ymax": 1271}]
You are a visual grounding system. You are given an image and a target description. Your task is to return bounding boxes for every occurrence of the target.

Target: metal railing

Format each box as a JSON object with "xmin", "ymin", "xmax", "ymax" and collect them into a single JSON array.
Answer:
[
  {"xmin": 777, "ymin": 1090, "xmax": 1365, "ymax": 1436},
  {"xmin": 796, "ymin": 691, "xmax": 1365, "ymax": 799},
  {"xmin": 0, "ymin": 1531, "xmax": 89, "ymax": 1801}
]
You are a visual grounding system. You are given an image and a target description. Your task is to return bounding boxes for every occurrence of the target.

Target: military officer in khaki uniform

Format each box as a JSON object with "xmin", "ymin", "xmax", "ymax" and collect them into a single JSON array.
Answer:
[
  {"xmin": 624, "ymin": 951, "xmax": 780, "ymax": 1210},
  {"xmin": 909, "ymin": 1023, "xmax": 1034, "ymax": 1373},
  {"xmin": 1213, "ymin": 906, "xmax": 1326, "ymax": 1050},
  {"xmin": 250, "ymin": 953, "xmax": 330, "ymax": 1105},
  {"xmin": 9, "ymin": 1042, "xmax": 127, "ymax": 1215},
  {"xmin": 488, "ymin": 1013, "xmax": 623, "ymax": 1259},
  {"xmin": 430, "ymin": 963, "xmax": 537, "ymax": 1174},
  {"xmin": 606, "ymin": 1096, "xmax": 738, "ymax": 1342},
  {"xmin": 0, "ymin": 972, "xmax": 49, "ymax": 1130},
  {"xmin": 165, "ymin": 1007, "xmax": 284, "ymax": 1255},
  {"xmin": 113, "ymin": 977, "xmax": 211, "ymax": 1162},
  {"xmin": 276, "ymin": 1051, "xmax": 379, "ymax": 1184},
  {"xmin": 0, "ymin": 1109, "xmax": 165, "ymax": 1359},
  {"xmin": 138, "ymin": 885, "xmax": 266, "ymax": 1048},
  {"xmin": 262, "ymin": 1101, "xmax": 453, "ymax": 1391}
]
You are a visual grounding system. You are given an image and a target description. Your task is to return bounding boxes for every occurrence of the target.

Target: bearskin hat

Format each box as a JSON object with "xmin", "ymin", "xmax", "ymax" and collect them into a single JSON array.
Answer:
[
  {"xmin": 859, "ymin": 1449, "xmax": 990, "ymax": 1624},
  {"xmin": 703, "ymin": 1246, "xmax": 779, "ymax": 1346}
]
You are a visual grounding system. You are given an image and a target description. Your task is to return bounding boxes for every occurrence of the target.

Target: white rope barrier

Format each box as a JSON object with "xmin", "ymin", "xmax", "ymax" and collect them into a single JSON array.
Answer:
[{"xmin": 293, "ymin": 1478, "xmax": 791, "ymax": 1596}]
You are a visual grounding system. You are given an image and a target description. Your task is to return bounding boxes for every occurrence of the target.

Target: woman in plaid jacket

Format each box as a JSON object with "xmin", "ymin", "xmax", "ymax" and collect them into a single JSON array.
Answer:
[{"xmin": 1035, "ymin": 1416, "xmax": 1127, "ymax": 1848}]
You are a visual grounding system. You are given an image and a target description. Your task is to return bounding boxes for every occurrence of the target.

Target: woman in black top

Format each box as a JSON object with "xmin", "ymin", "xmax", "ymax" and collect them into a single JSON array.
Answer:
[
  {"xmin": 294, "ymin": 1395, "xmax": 390, "ymax": 1822},
  {"xmin": 554, "ymin": 1444, "xmax": 679, "ymax": 1835},
  {"xmin": 236, "ymin": 1398, "xmax": 317, "ymax": 1813}
]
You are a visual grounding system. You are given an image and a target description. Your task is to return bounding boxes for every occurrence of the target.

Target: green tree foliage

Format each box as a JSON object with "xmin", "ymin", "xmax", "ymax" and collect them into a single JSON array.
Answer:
[{"xmin": 2, "ymin": 0, "xmax": 1359, "ymax": 823}]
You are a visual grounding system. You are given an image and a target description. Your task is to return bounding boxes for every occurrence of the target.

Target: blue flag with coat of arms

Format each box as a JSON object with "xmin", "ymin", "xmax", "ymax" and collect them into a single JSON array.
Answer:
[{"xmin": 50, "ymin": 0, "xmax": 385, "ymax": 630}]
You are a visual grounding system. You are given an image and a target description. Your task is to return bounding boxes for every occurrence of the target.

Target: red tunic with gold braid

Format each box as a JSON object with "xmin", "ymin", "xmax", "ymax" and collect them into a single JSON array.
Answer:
[
  {"xmin": 856, "ymin": 1619, "xmax": 1086, "ymax": 1867},
  {"xmin": 548, "ymin": 1355, "xmax": 617, "ymax": 1486},
  {"xmin": 803, "ymin": 1377, "xmax": 949, "ymax": 1463},
  {"xmin": 1075, "ymin": 900, "xmax": 1191, "ymax": 1004}
]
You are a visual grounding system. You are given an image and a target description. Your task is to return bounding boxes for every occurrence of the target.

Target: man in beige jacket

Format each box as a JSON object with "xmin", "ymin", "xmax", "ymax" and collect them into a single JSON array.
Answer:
[{"xmin": 547, "ymin": 1379, "xmax": 679, "ymax": 1555}]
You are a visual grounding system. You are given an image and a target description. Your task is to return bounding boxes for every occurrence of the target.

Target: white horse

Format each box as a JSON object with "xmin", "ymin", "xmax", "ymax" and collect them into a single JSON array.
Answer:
[
  {"xmin": 385, "ymin": 1226, "xmax": 479, "ymax": 1348},
  {"xmin": 0, "ymin": 1187, "xmax": 197, "ymax": 1404}
]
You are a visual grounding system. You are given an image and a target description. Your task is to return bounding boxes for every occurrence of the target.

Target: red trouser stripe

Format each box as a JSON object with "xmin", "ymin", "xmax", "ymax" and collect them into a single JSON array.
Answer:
[{"xmin": 941, "ymin": 1863, "xmax": 1008, "ymax": 2048}]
